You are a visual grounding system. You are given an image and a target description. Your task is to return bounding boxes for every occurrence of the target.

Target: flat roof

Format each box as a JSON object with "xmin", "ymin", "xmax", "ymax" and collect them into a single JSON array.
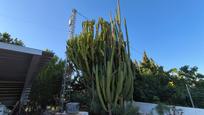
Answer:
[
  {"xmin": 0, "ymin": 42, "xmax": 42, "ymax": 55},
  {"xmin": 0, "ymin": 42, "xmax": 53, "ymax": 108}
]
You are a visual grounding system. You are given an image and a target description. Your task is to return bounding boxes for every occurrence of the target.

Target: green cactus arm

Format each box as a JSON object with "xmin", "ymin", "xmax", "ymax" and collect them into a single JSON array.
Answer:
[
  {"xmin": 95, "ymin": 65, "xmax": 108, "ymax": 111},
  {"xmin": 124, "ymin": 18, "xmax": 130, "ymax": 58},
  {"xmin": 122, "ymin": 63, "xmax": 131, "ymax": 99},
  {"xmin": 126, "ymin": 57, "xmax": 134, "ymax": 100},
  {"xmin": 114, "ymin": 65, "xmax": 125, "ymax": 105},
  {"xmin": 101, "ymin": 74, "xmax": 107, "ymax": 103},
  {"xmin": 106, "ymin": 61, "xmax": 112, "ymax": 103},
  {"xmin": 106, "ymin": 37, "xmax": 116, "ymax": 103},
  {"xmin": 117, "ymin": 0, "xmax": 121, "ymax": 26}
]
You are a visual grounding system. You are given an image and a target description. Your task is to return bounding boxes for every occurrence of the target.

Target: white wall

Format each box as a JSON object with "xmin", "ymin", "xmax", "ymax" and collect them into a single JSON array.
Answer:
[{"xmin": 133, "ymin": 101, "xmax": 204, "ymax": 115}]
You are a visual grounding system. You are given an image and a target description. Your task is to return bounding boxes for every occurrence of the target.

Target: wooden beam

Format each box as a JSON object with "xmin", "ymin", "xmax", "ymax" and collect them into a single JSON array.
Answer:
[
  {"xmin": 0, "ymin": 94, "xmax": 20, "ymax": 96},
  {"xmin": 0, "ymin": 90, "xmax": 22, "ymax": 93},
  {"xmin": 0, "ymin": 97, "xmax": 19, "ymax": 100},
  {"xmin": 0, "ymin": 88, "xmax": 22, "ymax": 90},
  {"xmin": 0, "ymin": 81, "xmax": 24, "ymax": 84}
]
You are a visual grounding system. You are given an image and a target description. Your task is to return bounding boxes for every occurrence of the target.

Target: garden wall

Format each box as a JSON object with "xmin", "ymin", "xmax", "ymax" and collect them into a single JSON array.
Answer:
[{"xmin": 133, "ymin": 101, "xmax": 204, "ymax": 115}]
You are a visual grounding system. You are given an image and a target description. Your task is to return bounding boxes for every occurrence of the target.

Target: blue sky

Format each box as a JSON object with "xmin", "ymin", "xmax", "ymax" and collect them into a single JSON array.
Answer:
[{"xmin": 0, "ymin": 0, "xmax": 204, "ymax": 73}]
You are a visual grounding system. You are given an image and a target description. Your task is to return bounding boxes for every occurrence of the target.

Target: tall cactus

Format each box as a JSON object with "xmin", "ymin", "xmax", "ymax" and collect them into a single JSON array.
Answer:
[{"xmin": 66, "ymin": 1, "xmax": 134, "ymax": 114}]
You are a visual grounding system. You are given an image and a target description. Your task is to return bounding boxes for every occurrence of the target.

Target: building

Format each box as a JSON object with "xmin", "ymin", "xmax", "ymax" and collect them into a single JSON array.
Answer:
[{"xmin": 0, "ymin": 42, "xmax": 53, "ymax": 111}]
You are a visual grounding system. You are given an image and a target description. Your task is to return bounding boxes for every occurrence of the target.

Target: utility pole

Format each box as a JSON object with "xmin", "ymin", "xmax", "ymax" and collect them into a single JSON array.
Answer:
[{"xmin": 186, "ymin": 84, "xmax": 195, "ymax": 108}]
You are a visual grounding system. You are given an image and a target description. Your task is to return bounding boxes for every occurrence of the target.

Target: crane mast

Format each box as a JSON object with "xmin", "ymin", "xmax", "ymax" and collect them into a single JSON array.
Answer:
[
  {"xmin": 68, "ymin": 9, "xmax": 77, "ymax": 39},
  {"xmin": 60, "ymin": 8, "xmax": 77, "ymax": 111}
]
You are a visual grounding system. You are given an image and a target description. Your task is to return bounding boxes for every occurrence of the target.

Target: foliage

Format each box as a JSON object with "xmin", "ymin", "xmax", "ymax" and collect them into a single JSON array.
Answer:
[
  {"xmin": 133, "ymin": 51, "xmax": 204, "ymax": 108},
  {"xmin": 112, "ymin": 102, "xmax": 139, "ymax": 115},
  {"xmin": 0, "ymin": 32, "xmax": 25, "ymax": 46},
  {"xmin": 189, "ymin": 80, "xmax": 204, "ymax": 108},
  {"xmin": 28, "ymin": 55, "xmax": 65, "ymax": 112},
  {"xmin": 133, "ymin": 52, "xmax": 175, "ymax": 104}
]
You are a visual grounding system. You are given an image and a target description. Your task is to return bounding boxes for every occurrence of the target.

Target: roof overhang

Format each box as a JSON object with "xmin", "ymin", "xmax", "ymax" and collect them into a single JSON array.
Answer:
[
  {"xmin": 0, "ymin": 42, "xmax": 53, "ymax": 108},
  {"xmin": 0, "ymin": 42, "xmax": 42, "ymax": 55}
]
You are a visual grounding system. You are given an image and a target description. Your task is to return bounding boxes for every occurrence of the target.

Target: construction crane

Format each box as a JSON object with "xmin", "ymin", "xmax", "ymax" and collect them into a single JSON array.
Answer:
[
  {"xmin": 68, "ymin": 8, "xmax": 88, "ymax": 39},
  {"xmin": 60, "ymin": 9, "xmax": 77, "ymax": 112},
  {"xmin": 60, "ymin": 8, "xmax": 88, "ymax": 112},
  {"xmin": 68, "ymin": 9, "xmax": 77, "ymax": 39}
]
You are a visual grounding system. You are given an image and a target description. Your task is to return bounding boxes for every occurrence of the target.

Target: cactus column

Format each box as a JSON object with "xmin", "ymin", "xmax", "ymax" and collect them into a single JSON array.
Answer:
[{"xmin": 66, "ymin": 1, "xmax": 134, "ymax": 114}]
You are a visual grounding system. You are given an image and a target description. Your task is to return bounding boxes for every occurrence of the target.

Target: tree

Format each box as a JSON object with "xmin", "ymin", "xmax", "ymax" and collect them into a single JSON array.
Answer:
[
  {"xmin": 0, "ymin": 32, "xmax": 25, "ymax": 46},
  {"xmin": 134, "ymin": 52, "xmax": 176, "ymax": 104},
  {"xmin": 178, "ymin": 65, "xmax": 199, "ymax": 85},
  {"xmin": 133, "ymin": 53, "xmax": 204, "ymax": 108},
  {"xmin": 28, "ymin": 55, "xmax": 65, "ymax": 112}
]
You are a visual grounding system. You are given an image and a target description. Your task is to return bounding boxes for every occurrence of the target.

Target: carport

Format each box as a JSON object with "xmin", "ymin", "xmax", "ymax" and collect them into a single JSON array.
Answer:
[{"xmin": 0, "ymin": 42, "xmax": 53, "ymax": 109}]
